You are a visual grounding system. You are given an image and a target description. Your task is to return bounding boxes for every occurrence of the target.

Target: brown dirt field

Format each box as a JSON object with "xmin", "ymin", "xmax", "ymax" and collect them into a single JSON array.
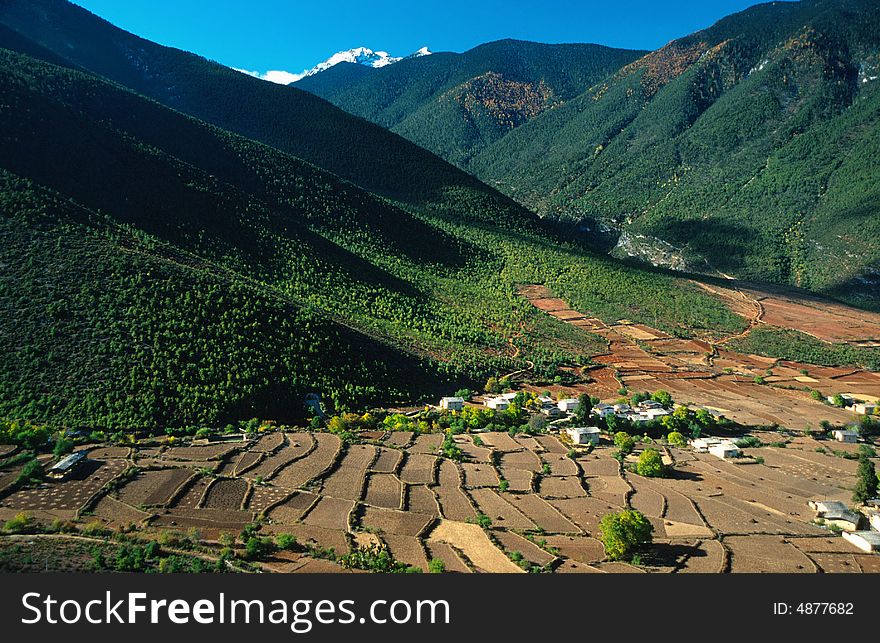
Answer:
[
  {"xmin": 152, "ymin": 508, "xmax": 253, "ymax": 532},
  {"xmin": 202, "ymin": 478, "xmax": 249, "ymax": 510},
  {"xmin": 507, "ymin": 494, "xmax": 580, "ymax": 533},
  {"xmin": 491, "ymin": 529, "xmax": 556, "ymax": 566},
  {"xmin": 2, "ymin": 460, "xmax": 125, "ymax": 512},
  {"xmin": 535, "ymin": 435, "xmax": 568, "ymax": 454},
  {"xmin": 499, "ymin": 466, "xmax": 533, "ymax": 492},
  {"xmin": 593, "ymin": 561, "xmax": 647, "ymax": 573},
  {"xmin": 425, "ymin": 542, "xmax": 472, "ymax": 573},
  {"xmin": 807, "ymin": 553, "xmax": 863, "ymax": 573},
  {"xmin": 363, "ymin": 474, "xmax": 403, "ymax": 509},
  {"xmin": 513, "ymin": 435, "xmax": 544, "ymax": 452},
  {"xmin": 384, "ymin": 431, "xmax": 413, "ymax": 447},
  {"xmin": 170, "ymin": 475, "xmax": 211, "ymax": 509},
  {"xmin": 590, "ymin": 475, "xmax": 631, "ymax": 506},
  {"xmin": 468, "ymin": 489, "xmax": 535, "ymax": 530},
  {"xmin": 302, "ymin": 496, "xmax": 354, "ymax": 531},
  {"xmin": 232, "ymin": 451, "xmax": 263, "ymax": 476},
  {"xmin": 399, "ymin": 453, "xmax": 436, "ymax": 485},
  {"xmin": 476, "ymin": 432, "xmax": 521, "ymax": 452},
  {"xmin": 434, "ymin": 486, "xmax": 476, "ymax": 522},
  {"xmin": 0, "ymin": 445, "xmax": 16, "ymax": 458},
  {"xmin": 791, "ymin": 536, "xmax": 859, "ymax": 554},
  {"xmin": 543, "ymin": 534, "xmax": 604, "ymax": 563},
  {"xmin": 246, "ymin": 486, "xmax": 293, "ymax": 514},
  {"xmin": 360, "ymin": 506, "xmax": 433, "ymax": 536},
  {"xmin": 88, "ymin": 446, "xmax": 130, "ymax": 459},
  {"xmin": 854, "ymin": 556, "xmax": 880, "ymax": 573},
  {"xmin": 725, "ymin": 535, "xmax": 817, "ymax": 573},
  {"xmin": 499, "ymin": 450, "xmax": 542, "ymax": 472},
  {"xmin": 437, "ymin": 460, "xmax": 462, "ymax": 487},
  {"xmin": 410, "ymin": 433, "xmax": 443, "ymax": 454},
  {"xmin": 370, "ymin": 448, "xmax": 402, "ymax": 473},
  {"xmin": 578, "ymin": 454, "xmax": 621, "ymax": 477},
  {"xmin": 405, "ymin": 484, "xmax": 440, "ymax": 515},
  {"xmin": 247, "ymin": 433, "xmax": 317, "ymax": 481},
  {"xmin": 117, "ymin": 468, "xmax": 196, "ymax": 507},
  {"xmin": 455, "ymin": 436, "xmax": 492, "ymax": 462},
  {"xmin": 461, "ymin": 462, "xmax": 499, "ymax": 488},
  {"xmin": 162, "ymin": 444, "xmax": 239, "ymax": 461},
  {"xmin": 554, "ymin": 560, "xmax": 605, "ymax": 573},
  {"xmin": 91, "ymin": 495, "xmax": 151, "ymax": 526},
  {"xmin": 538, "ymin": 476, "xmax": 586, "ymax": 498},
  {"xmin": 320, "ymin": 445, "xmax": 375, "ymax": 500},
  {"xmin": 272, "ymin": 433, "xmax": 341, "ymax": 489},
  {"xmin": 273, "ymin": 524, "xmax": 349, "ymax": 555},
  {"xmin": 628, "ymin": 477, "xmax": 666, "ymax": 518},
  {"xmin": 548, "ymin": 496, "xmax": 619, "ymax": 534},
  {"xmin": 541, "ymin": 452, "xmax": 579, "ymax": 476},
  {"xmin": 669, "ymin": 539, "xmax": 725, "ymax": 573},
  {"xmin": 252, "ymin": 432, "xmax": 285, "ymax": 453},
  {"xmin": 267, "ymin": 491, "xmax": 319, "ymax": 524},
  {"xmin": 426, "ymin": 520, "xmax": 524, "ymax": 573},
  {"xmin": 381, "ymin": 534, "xmax": 430, "ymax": 571}
]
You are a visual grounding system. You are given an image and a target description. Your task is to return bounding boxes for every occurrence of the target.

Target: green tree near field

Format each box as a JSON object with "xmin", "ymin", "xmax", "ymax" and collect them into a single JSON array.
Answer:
[
  {"xmin": 574, "ymin": 393, "xmax": 593, "ymax": 423},
  {"xmin": 651, "ymin": 390, "xmax": 673, "ymax": 407},
  {"xmin": 667, "ymin": 431, "xmax": 688, "ymax": 447},
  {"xmin": 613, "ymin": 431, "xmax": 635, "ymax": 455},
  {"xmin": 599, "ymin": 509, "xmax": 653, "ymax": 561},
  {"xmin": 853, "ymin": 455, "xmax": 878, "ymax": 504},
  {"xmin": 636, "ymin": 448, "xmax": 666, "ymax": 478}
]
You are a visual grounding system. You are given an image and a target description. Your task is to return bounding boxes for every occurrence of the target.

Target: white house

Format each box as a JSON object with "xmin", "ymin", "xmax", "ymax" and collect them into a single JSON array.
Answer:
[
  {"xmin": 690, "ymin": 437, "xmax": 723, "ymax": 453},
  {"xmin": 842, "ymin": 530, "xmax": 880, "ymax": 553},
  {"xmin": 639, "ymin": 407, "xmax": 671, "ymax": 421},
  {"xmin": 566, "ymin": 427, "xmax": 601, "ymax": 446},
  {"xmin": 852, "ymin": 402, "xmax": 876, "ymax": 415},
  {"xmin": 439, "ymin": 397, "xmax": 465, "ymax": 411},
  {"xmin": 591, "ymin": 404, "xmax": 615, "ymax": 418},
  {"xmin": 708, "ymin": 440, "xmax": 742, "ymax": 460},
  {"xmin": 832, "ymin": 429, "xmax": 859, "ymax": 443},
  {"xmin": 557, "ymin": 398, "xmax": 580, "ymax": 413},
  {"xmin": 810, "ymin": 500, "xmax": 861, "ymax": 531},
  {"xmin": 869, "ymin": 513, "xmax": 880, "ymax": 532},
  {"xmin": 485, "ymin": 397, "xmax": 509, "ymax": 411}
]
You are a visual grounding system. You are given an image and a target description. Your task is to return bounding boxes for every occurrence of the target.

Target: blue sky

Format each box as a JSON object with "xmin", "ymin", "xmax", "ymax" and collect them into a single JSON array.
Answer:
[{"xmin": 73, "ymin": 0, "xmax": 769, "ymax": 77}]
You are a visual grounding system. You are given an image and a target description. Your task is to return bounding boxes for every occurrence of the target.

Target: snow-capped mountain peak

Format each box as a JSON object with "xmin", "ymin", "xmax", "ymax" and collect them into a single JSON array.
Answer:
[{"xmin": 234, "ymin": 46, "xmax": 432, "ymax": 85}]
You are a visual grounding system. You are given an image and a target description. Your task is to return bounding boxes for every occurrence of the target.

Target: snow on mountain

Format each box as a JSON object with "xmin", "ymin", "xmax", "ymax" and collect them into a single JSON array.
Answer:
[{"xmin": 234, "ymin": 46, "xmax": 432, "ymax": 85}]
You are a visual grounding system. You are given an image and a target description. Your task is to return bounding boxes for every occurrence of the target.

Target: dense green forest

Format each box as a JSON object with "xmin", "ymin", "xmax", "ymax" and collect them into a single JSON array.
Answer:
[
  {"xmin": 471, "ymin": 0, "xmax": 880, "ymax": 307},
  {"xmin": 0, "ymin": 43, "xmax": 742, "ymax": 429},
  {"xmin": 296, "ymin": 39, "xmax": 645, "ymax": 166}
]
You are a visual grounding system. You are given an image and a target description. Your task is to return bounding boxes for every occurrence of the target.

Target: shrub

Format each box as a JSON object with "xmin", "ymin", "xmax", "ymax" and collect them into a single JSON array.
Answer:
[
  {"xmin": 613, "ymin": 432, "xmax": 635, "ymax": 454},
  {"xmin": 667, "ymin": 431, "xmax": 687, "ymax": 447},
  {"xmin": 636, "ymin": 449, "xmax": 666, "ymax": 478},
  {"xmin": 599, "ymin": 509, "xmax": 653, "ymax": 561},
  {"xmin": 428, "ymin": 558, "xmax": 446, "ymax": 573}
]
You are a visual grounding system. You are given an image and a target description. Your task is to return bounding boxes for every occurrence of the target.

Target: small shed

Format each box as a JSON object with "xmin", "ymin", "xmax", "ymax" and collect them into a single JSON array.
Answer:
[
  {"xmin": 832, "ymin": 429, "xmax": 858, "ymax": 443},
  {"xmin": 439, "ymin": 397, "xmax": 465, "ymax": 411},
  {"xmin": 557, "ymin": 398, "xmax": 580, "ymax": 413},
  {"xmin": 842, "ymin": 530, "xmax": 880, "ymax": 553},
  {"xmin": 48, "ymin": 451, "xmax": 87, "ymax": 480},
  {"xmin": 566, "ymin": 427, "xmax": 601, "ymax": 446},
  {"xmin": 810, "ymin": 500, "xmax": 861, "ymax": 531},
  {"xmin": 708, "ymin": 440, "xmax": 742, "ymax": 460}
]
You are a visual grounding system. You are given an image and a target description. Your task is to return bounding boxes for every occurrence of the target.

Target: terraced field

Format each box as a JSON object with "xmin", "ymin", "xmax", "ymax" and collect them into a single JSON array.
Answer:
[{"xmin": 0, "ymin": 426, "xmax": 876, "ymax": 573}]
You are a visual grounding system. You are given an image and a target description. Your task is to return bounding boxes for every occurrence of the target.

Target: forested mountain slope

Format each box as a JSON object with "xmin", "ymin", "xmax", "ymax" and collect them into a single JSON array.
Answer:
[
  {"xmin": 296, "ymin": 39, "xmax": 645, "ymax": 166},
  {"xmin": 469, "ymin": 0, "xmax": 880, "ymax": 307}
]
